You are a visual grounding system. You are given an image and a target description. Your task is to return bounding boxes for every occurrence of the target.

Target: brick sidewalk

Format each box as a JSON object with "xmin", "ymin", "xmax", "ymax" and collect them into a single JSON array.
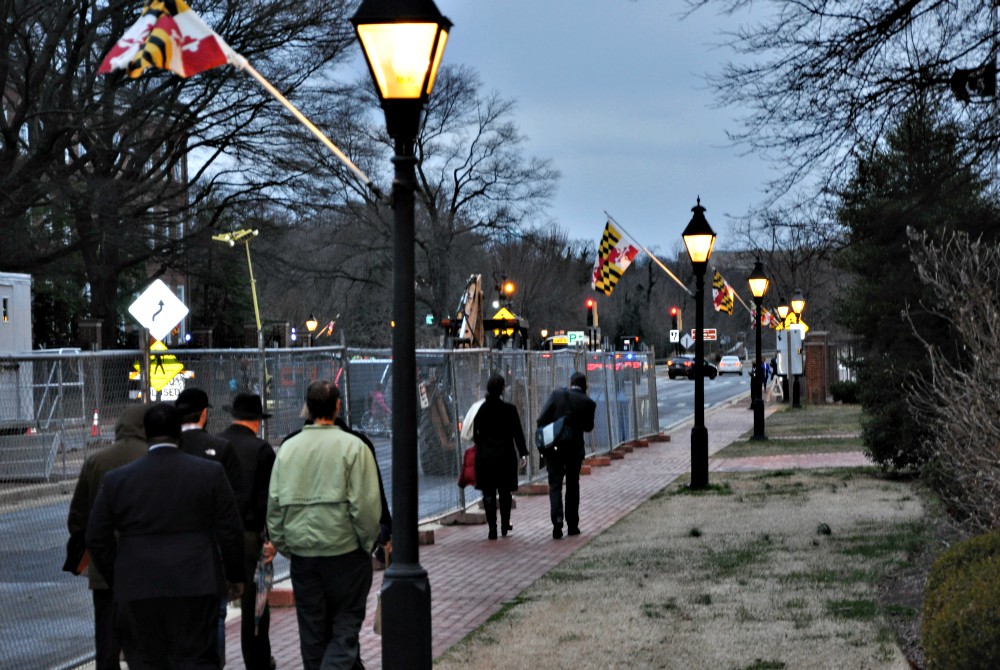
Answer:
[{"xmin": 225, "ymin": 401, "xmax": 872, "ymax": 669}]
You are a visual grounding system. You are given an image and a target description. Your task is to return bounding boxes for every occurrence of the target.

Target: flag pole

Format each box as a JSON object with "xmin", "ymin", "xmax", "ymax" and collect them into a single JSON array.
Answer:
[
  {"xmin": 231, "ymin": 55, "xmax": 379, "ymax": 196},
  {"xmin": 605, "ymin": 211, "xmax": 694, "ymax": 296}
]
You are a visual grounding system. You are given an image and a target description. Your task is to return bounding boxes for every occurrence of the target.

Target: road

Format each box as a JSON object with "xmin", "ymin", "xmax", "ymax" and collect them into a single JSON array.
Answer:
[
  {"xmin": 656, "ymin": 364, "xmax": 752, "ymax": 429},
  {"xmin": 1, "ymin": 363, "xmax": 750, "ymax": 669}
]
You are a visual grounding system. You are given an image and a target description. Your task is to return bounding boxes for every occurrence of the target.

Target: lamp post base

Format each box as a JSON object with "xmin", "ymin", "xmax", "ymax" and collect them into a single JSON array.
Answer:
[
  {"xmin": 792, "ymin": 376, "xmax": 802, "ymax": 409},
  {"xmin": 750, "ymin": 398, "xmax": 768, "ymax": 441},
  {"xmin": 690, "ymin": 425, "xmax": 709, "ymax": 489},
  {"xmin": 381, "ymin": 562, "xmax": 432, "ymax": 669}
]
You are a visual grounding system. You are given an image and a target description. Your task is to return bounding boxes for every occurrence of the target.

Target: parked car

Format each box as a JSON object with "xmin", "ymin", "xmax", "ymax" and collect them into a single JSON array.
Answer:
[
  {"xmin": 666, "ymin": 355, "xmax": 718, "ymax": 380},
  {"xmin": 718, "ymin": 355, "xmax": 744, "ymax": 376}
]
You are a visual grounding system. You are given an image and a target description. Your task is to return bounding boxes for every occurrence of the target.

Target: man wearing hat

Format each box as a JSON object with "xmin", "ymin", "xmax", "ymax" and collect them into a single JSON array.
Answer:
[
  {"xmin": 176, "ymin": 388, "xmax": 244, "ymax": 498},
  {"xmin": 217, "ymin": 393, "xmax": 277, "ymax": 670},
  {"xmin": 176, "ymin": 386, "xmax": 245, "ymax": 666}
]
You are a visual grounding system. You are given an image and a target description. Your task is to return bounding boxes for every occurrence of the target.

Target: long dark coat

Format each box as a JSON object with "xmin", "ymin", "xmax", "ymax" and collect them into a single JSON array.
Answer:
[{"xmin": 472, "ymin": 396, "xmax": 528, "ymax": 492}]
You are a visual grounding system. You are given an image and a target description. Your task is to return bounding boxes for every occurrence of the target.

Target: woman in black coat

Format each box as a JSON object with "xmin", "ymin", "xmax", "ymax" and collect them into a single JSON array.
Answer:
[{"xmin": 473, "ymin": 373, "xmax": 528, "ymax": 540}]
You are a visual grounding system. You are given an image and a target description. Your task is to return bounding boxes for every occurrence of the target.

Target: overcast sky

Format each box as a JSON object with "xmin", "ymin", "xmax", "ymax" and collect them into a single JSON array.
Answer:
[{"xmin": 424, "ymin": 0, "xmax": 769, "ymax": 257}]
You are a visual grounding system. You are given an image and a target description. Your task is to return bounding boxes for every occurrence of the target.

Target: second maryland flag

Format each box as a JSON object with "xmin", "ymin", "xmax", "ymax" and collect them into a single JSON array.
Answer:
[
  {"xmin": 712, "ymin": 270, "xmax": 734, "ymax": 315},
  {"xmin": 591, "ymin": 220, "xmax": 640, "ymax": 296},
  {"xmin": 99, "ymin": 0, "xmax": 234, "ymax": 79}
]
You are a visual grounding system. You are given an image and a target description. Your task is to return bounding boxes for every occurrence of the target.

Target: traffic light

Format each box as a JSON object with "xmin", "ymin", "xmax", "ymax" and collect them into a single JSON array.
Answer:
[
  {"xmin": 586, "ymin": 299, "xmax": 595, "ymax": 327},
  {"xmin": 670, "ymin": 306, "xmax": 678, "ymax": 331}
]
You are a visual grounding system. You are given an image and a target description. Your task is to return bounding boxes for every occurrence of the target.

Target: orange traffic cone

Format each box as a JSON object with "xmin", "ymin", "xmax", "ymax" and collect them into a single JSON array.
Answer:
[{"xmin": 91, "ymin": 409, "xmax": 99, "ymax": 437}]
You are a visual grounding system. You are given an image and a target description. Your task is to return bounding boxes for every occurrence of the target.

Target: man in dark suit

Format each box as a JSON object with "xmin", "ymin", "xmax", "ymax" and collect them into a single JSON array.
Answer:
[
  {"xmin": 536, "ymin": 371, "xmax": 597, "ymax": 540},
  {"xmin": 216, "ymin": 393, "xmax": 277, "ymax": 670},
  {"xmin": 176, "ymin": 386, "xmax": 244, "ymax": 666},
  {"xmin": 86, "ymin": 402, "xmax": 245, "ymax": 668}
]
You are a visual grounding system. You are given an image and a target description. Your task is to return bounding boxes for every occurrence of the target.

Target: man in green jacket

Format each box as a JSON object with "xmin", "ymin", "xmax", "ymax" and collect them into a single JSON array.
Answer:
[{"xmin": 267, "ymin": 379, "xmax": 381, "ymax": 670}]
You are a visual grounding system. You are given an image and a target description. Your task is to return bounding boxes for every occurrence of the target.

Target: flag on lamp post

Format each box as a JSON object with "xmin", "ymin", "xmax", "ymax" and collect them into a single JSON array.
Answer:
[
  {"xmin": 591, "ymin": 219, "xmax": 640, "ymax": 296},
  {"xmin": 99, "ymin": 0, "xmax": 235, "ymax": 79}
]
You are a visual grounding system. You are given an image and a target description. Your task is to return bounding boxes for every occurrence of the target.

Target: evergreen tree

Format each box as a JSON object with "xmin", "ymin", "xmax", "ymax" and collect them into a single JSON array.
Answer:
[{"xmin": 835, "ymin": 101, "xmax": 1000, "ymax": 470}]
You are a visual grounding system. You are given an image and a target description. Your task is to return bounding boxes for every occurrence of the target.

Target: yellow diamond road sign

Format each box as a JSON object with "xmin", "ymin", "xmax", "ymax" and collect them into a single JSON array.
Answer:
[{"xmin": 133, "ymin": 341, "xmax": 185, "ymax": 392}]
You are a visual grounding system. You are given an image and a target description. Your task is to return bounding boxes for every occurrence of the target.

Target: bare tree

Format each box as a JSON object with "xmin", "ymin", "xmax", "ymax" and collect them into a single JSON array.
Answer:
[
  {"xmin": 687, "ymin": 0, "xmax": 1000, "ymax": 199},
  {"xmin": 277, "ymin": 65, "xmax": 561, "ymax": 328},
  {"xmin": 906, "ymin": 228, "xmax": 1000, "ymax": 531},
  {"xmin": 1, "ymin": 0, "xmax": 356, "ymax": 346},
  {"xmin": 729, "ymin": 198, "xmax": 848, "ymax": 334}
]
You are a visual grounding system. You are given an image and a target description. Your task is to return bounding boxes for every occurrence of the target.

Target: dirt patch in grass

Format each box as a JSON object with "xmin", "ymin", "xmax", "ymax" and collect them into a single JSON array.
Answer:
[{"xmin": 435, "ymin": 469, "xmax": 946, "ymax": 670}]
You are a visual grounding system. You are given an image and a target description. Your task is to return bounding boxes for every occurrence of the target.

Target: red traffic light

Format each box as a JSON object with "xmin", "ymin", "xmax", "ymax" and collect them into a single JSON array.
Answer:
[
  {"xmin": 586, "ymin": 298, "xmax": 595, "ymax": 308},
  {"xmin": 670, "ymin": 306, "xmax": 678, "ymax": 316}
]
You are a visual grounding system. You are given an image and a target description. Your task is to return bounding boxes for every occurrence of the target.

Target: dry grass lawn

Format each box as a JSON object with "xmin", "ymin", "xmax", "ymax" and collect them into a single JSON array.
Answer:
[{"xmin": 434, "ymin": 468, "xmax": 928, "ymax": 670}]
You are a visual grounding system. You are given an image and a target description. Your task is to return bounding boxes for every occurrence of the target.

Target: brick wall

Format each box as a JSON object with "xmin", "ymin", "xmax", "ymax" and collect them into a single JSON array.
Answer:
[{"xmin": 804, "ymin": 331, "xmax": 830, "ymax": 405}]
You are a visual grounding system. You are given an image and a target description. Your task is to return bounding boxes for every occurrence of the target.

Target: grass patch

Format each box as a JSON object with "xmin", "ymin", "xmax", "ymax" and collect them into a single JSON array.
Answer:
[
  {"xmin": 671, "ymin": 482, "xmax": 733, "ymax": 496},
  {"xmin": 834, "ymin": 521, "xmax": 927, "ymax": 561},
  {"xmin": 718, "ymin": 437, "xmax": 864, "ymax": 458},
  {"xmin": 483, "ymin": 595, "xmax": 529, "ymax": 625},
  {"xmin": 702, "ymin": 535, "xmax": 775, "ymax": 577},
  {"xmin": 642, "ymin": 598, "xmax": 679, "ymax": 619},
  {"xmin": 825, "ymin": 598, "xmax": 880, "ymax": 620},
  {"xmin": 764, "ymin": 404, "xmax": 863, "ymax": 436},
  {"xmin": 739, "ymin": 661, "xmax": 787, "ymax": 670},
  {"xmin": 715, "ymin": 404, "xmax": 865, "ymax": 459}
]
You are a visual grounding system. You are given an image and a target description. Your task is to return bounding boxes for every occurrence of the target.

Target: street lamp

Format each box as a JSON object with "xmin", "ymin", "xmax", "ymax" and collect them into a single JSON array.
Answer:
[
  {"xmin": 305, "ymin": 314, "xmax": 318, "ymax": 347},
  {"xmin": 682, "ymin": 197, "xmax": 716, "ymax": 490},
  {"xmin": 352, "ymin": 1, "xmax": 450, "ymax": 667},
  {"xmin": 790, "ymin": 288, "xmax": 806, "ymax": 408},
  {"xmin": 747, "ymin": 261, "xmax": 769, "ymax": 440}
]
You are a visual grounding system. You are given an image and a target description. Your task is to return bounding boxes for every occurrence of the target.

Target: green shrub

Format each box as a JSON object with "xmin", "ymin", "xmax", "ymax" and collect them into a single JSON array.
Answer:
[
  {"xmin": 829, "ymin": 380, "xmax": 860, "ymax": 404},
  {"xmin": 922, "ymin": 531, "xmax": 1000, "ymax": 669}
]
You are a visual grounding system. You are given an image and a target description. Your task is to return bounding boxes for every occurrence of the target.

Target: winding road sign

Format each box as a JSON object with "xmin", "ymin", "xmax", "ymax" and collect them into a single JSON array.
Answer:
[{"xmin": 128, "ymin": 279, "xmax": 189, "ymax": 342}]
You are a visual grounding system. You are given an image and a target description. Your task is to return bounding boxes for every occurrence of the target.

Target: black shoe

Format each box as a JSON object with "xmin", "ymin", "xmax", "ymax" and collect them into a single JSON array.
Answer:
[
  {"xmin": 553, "ymin": 526, "xmax": 563, "ymax": 540},
  {"xmin": 568, "ymin": 527, "xmax": 580, "ymax": 536},
  {"xmin": 488, "ymin": 527, "xmax": 498, "ymax": 540},
  {"xmin": 501, "ymin": 523, "xmax": 512, "ymax": 537}
]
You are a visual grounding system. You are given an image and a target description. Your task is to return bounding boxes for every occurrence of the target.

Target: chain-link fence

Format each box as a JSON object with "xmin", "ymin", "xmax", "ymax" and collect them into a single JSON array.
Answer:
[{"xmin": 0, "ymin": 345, "xmax": 657, "ymax": 669}]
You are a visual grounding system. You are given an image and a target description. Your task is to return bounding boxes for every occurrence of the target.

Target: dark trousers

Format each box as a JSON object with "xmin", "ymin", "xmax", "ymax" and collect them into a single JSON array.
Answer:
[
  {"xmin": 481, "ymin": 489, "xmax": 513, "ymax": 529},
  {"xmin": 290, "ymin": 549, "xmax": 373, "ymax": 670},
  {"xmin": 119, "ymin": 595, "xmax": 220, "ymax": 669},
  {"xmin": 547, "ymin": 455, "xmax": 582, "ymax": 530},
  {"xmin": 241, "ymin": 531, "xmax": 272, "ymax": 670},
  {"xmin": 93, "ymin": 589, "xmax": 124, "ymax": 670}
]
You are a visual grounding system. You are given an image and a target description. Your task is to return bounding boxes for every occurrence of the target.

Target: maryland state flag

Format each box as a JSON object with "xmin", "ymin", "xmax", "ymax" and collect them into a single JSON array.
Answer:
[
  {"xmin": 591, "ymin": 220, "xmax": 640, "ymax": 296},
  {"xmin": 99, "ymin": 0, "xmax": 234, "ymax": 79},
  {"xmin": 712, "ymin": 270, "xmax": 734, "ymax": 314}
]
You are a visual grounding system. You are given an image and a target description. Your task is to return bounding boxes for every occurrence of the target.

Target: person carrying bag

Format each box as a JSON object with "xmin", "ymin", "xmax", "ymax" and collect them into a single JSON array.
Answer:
[{"xmin": 536, "ymin": 371, "xmax": 596, "ymax": 540}]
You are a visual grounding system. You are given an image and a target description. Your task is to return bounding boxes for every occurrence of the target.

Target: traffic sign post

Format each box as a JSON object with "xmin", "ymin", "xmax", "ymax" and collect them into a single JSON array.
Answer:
[{"xmin": 128, "ymin": 280, "xmax": 189, "ymax": 404}]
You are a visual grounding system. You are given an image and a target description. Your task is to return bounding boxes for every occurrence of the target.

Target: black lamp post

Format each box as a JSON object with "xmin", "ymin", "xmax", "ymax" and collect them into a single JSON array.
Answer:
[
  {"xmin": 747, "ymin": 261, "xmax": 769, "ymax": 440},
  {"xmin": 682, "ymin": 198, "xmax": 716, "ymax": 490},
  {"xmin": 352, "ymin": 2, "xmax": 451, "ymax": 667},
  {"xmin": 790, "ymin": 288, "xmax": 806, "ymax": 409}
]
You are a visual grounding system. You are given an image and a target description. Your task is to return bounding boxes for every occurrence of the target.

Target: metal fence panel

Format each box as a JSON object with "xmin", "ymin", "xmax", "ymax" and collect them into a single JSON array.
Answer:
[{"xmin": 0, "ymin": 345, "xmax": 658, "ymax": 669}]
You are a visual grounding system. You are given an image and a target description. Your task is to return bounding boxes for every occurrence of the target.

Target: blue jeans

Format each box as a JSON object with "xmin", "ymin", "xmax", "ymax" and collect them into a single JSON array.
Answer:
[
  {"xmin": 547, "ymin": 455, "xmax": 582, "ymax": 530},
  {"xmin": 290, "ymin": 549, "xmax": 372, "ymax": 670}
]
